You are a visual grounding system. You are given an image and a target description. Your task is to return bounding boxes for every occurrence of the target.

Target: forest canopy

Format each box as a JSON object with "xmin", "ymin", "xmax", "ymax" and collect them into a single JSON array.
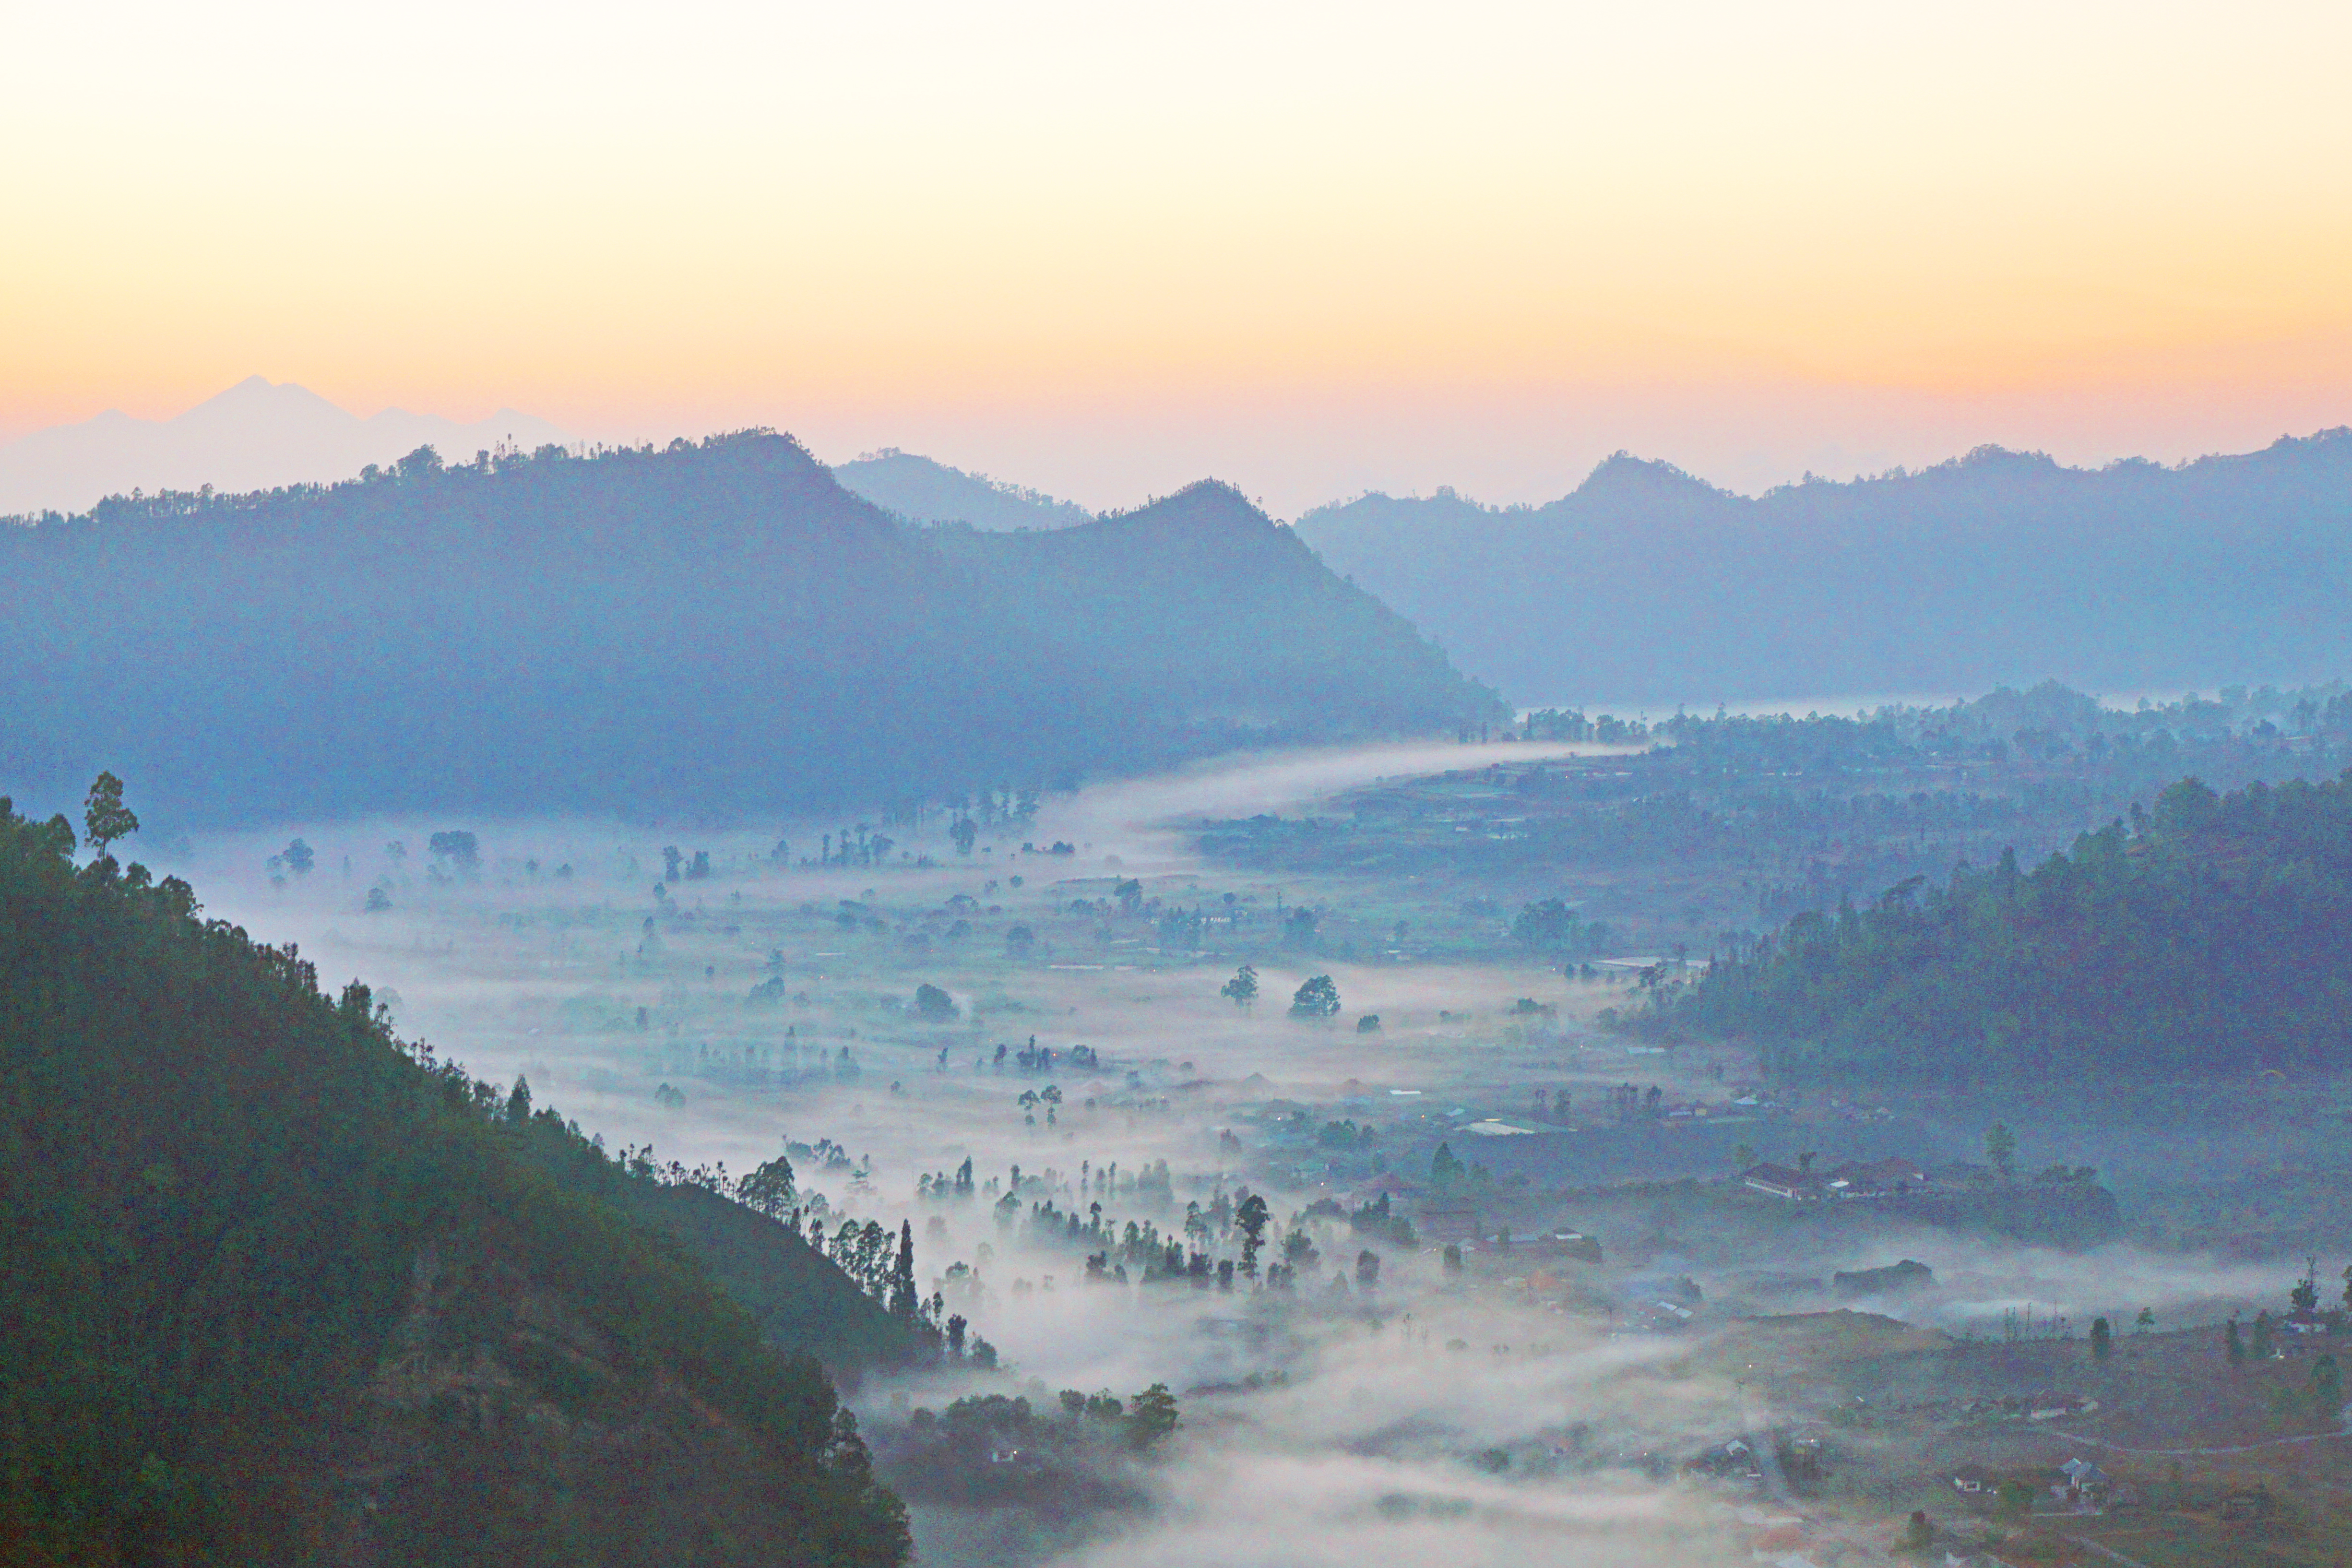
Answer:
[
  {"xmin": 1657, "ymin": 772, "xmax": 2352, "ymax": 1083},
  {"xmin": 0, "ymin": 791, "xmax": 912, "ymax": 1564}
]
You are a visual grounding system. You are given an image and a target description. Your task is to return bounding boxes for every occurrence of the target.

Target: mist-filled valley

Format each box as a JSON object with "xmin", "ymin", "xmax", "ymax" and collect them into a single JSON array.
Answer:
[
  {"xmin": 19, "ymin": 0, "xmax": 2352, "ymax": 1555},
  {"xmin": 23, "ymin": 655, "xmax": 2352, "ymax": 1565}
]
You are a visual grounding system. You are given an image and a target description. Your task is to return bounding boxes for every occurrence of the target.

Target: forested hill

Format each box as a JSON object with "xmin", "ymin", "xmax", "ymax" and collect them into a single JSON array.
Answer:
[
  {"xmin": 0, "ymin": 799, "xmax": 913, "ymax": 1565},
  {"xmin": 0, "ymin": 433, "xmax": 1500, "ymax": 825},
  {"xmin": 831, "ymin": 447, "xmax": 1093, "ymax": 530},
  {"xmin": 1295, "ymin": 429, "xmax": 2352, "ymax": 706},
  {"xmin": 1661, "ymin": 772, "xmax": 2352, "ymax": 1084}
]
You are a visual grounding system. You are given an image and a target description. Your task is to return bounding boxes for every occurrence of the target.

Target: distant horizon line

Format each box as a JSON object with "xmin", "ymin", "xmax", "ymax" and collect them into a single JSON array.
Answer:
[{"xmin": 5, "ymin": 374, "xmax": 2350, "ymax": 523}]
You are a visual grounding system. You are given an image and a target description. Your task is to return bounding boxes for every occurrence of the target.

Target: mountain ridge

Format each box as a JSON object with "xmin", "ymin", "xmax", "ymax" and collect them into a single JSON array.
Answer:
[
  {"xmin": 0, "ymin": 433, "xmax": 1503, "ymax": 826},
  {"xmin": 1294, "ymin": 426, "xmax": 2352, "ymax": 707},
  {"xmin": 830, "ymin": 447, "xmax": 1091, "ymax": 531}
]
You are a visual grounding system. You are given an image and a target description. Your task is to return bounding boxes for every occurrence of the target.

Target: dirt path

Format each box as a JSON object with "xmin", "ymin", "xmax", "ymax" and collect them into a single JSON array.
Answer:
[
  {"xmin": 2061, "ymin": 1534, "xmax": 2155, "ymax": 1568},
  {"xmin": 2049, "ymin": 1425, "xmax": 2352, "ymax": 1457}
]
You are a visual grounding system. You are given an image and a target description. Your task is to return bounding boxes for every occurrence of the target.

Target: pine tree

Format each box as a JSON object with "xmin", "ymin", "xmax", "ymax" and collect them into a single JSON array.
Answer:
[{"xmin": 889, "ymin": 1221, "xmax": 918, "ymax": 1320}]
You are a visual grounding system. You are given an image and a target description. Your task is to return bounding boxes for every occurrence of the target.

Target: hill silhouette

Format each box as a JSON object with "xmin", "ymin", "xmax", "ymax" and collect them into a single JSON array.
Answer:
[
  {"xmin": 1295, "ymin": 430, "xmax": 2352, "ymax": 705},
  {"xmin": 0, "ymin": 798, "xmax": 912, "ymax": 1565},
  {"xmin": 832, "ymin": 448, "xmax": 1091, "ymax": 530},
  {"xmin": 0, "ymin": 432, "xmax": 1501, "ymax": 825}
]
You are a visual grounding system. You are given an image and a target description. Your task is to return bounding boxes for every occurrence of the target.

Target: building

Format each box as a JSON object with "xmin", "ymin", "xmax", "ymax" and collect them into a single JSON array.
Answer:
[
  {"xmin": 1742, "ymin": 1163, "xmax": 1827, "ymax": 1200},
  {"xmin": 1823, "ymin": 1156, "xmax": 1933, "ymax": 1197}
]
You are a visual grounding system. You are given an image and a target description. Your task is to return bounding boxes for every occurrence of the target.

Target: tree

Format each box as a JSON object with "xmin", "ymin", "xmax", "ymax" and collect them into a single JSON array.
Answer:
[
  {"xmin": 504, "ymin": 1074, "xmax": 532, "ymax": 1124},
  {"xmin": 1901, "ymin": 1510, "xmax": 1933, "ymax": 1552},
  {"xmin": 914, "ymin": 984, "xmax": 958, "ymax": 1021},
  {"xmin": 2135, "ymin": 1307, "xmax": 2155, "ymax": 1334},
  {"xmin": 83, "ymin": 772, "xmax": 137, "ymax": 861},
  {"xmin": 1431, "ymin": 1141, "xmax": 1465, "ymax": 1190},
  {"xmin": 742, "ymin": 1152, "xmax": 797, "ymax": 1217},
  {"xmin": 1289, "ymin": 974, "xmax": 1341, "ymax": 1019},
  {"xmin": 1733, "ymin": 1142, "xmax": 1758, "ymax": 1172},
  {"xmin": 1355, "ymin": 1250, "xmax": 1379, "ymax": 1289},
  {"xmin": 1220, "ymin": 965, "xmax": 1258, "ymax": 1010},
  {"xmin": 1985, "ymin": 1122, "xmax": 2017, "ymax": 1183},
  {"xmin": 1511, "ymin": 898, "xmax": 1581, "ymax": 951},
  {"xmin": 1235, "ymin": 1193, "xmax": 1271, "ymax": 1277},
  {"xmin": 2089, "ymin": 1317, "xmax": 2111, "ymax": 1360},
  {"xmin": 888, "ymin": 1222, "xmax": 918, "ymax": 1320},
  {"xmin": 950, "ymin": 818, "xmax": 977, "ymax": 855},
  {"xmin": 2314, "ymin": 1354, "xmax": 2343, "ymax": 1421},
  {"xmin": 2292, "ymin": 1256, "xmax": 2321, "ymax": 1314},
  {"xmin": 2226, "ymin": 1316, "xmax": 2245, "ymax": 1365},
  {"xmin": 1125, "ymin": 1383, "xmax": 1179, "ymax": 1449},
  {"xmin": 428, "ymin": 831, "xmax": 479, "ymax": 868},
  {"xmin": 281, "ymin": 838, "xmax": 315, "ymax": 876},
  {"xmin": 2253, "ymin": 1310, "xmax": 2275, "ymax": 1359}
]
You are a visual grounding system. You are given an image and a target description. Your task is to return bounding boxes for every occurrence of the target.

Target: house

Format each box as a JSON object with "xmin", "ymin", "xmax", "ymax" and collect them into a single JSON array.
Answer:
[
  {"xmin": 1824, "ymin": 1156, "xmax": 1933, "ymax": 1197},
  {"xmin": 1544, "ymin": 1229, "xmax": 1604, "ymax": 1264},
  {"xmin": 1950, "ymin": 1462, "xmax": 1995, "ymax": 1494},
  {"xmin": 2055, "ymin": 1457, "xmax": 2110, "ymax": 1506},
  {"xmin": 1742, "ymin": 1163, "xmax": 1827, "ymax": 1200}
]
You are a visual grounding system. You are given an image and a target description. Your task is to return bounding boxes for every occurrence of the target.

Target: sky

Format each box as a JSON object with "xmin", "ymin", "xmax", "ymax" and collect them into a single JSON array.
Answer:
[{"xmin": 7, "ymin": 0, "xmax": 2352, "ymax": 514}]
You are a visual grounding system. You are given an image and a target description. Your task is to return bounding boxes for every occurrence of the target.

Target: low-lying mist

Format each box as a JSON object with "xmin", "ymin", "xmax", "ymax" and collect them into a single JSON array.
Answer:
[{"xmin": 141, "ymin": 739, "xmax": 2330, "ymax": 1565}]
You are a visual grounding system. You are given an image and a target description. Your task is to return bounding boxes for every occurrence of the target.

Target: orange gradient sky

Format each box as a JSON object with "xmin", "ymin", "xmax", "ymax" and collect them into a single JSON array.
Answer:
[{"xmin": 7, "ymin": 0, "xmax": 2351, "ymax": 511}]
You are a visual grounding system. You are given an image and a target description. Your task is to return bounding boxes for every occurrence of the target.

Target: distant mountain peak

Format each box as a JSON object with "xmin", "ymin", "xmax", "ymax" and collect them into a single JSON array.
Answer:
[
  {"xmin": 0, "ymin": 379, "xmax": 567, "ymax": 517},
  {"xmin": 1951, "ymin": 443, "xmax": 2061, "ymax": 473},
  {"xmin": 831, "ymin": 448, "xmax": 1090, "ymax": 531},
  {"xmin": 1104, "ymin": 478, "xmax": 1274, "ymax": 536},
  {"xmin": 1572, "ymin": 451, "xmax": 1723, "ymax": 500}
]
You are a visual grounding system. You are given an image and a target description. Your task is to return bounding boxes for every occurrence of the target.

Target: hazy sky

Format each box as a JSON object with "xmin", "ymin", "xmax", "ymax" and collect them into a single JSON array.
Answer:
[{"xmin": 9, "ymin": 0, "xmax": 2351, "ymax": 512}]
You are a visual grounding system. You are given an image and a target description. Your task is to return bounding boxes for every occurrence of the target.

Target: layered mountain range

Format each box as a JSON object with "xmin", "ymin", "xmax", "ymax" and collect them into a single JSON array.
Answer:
[
  {"xmin": 1295, "ymin": 432, "xmax": 2352, "ymax": 706},
  {"xmin": 0, "ymin": 431, "xmax": 1499, "ymax": 825}
]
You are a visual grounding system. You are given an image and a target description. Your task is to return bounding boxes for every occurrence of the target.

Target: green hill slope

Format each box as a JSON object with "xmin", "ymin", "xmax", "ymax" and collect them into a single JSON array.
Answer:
[
  {"xmin": 1659, "ymin": 773, "xmax": 2352, "ymax": 1083},
  {"xmin": 0, "ymin": 800, "xmax": 912, "ymax": 1566}
]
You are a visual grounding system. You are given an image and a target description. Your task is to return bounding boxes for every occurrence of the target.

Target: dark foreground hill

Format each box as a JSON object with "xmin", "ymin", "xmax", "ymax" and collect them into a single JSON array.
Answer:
[
  {"xmin": 1295, "ymin": 429, "xmax": 2352, "ymax": 705},
  {"xmin": 1652, "ymin": 772, "xmax": 2352, "ymax": 1085},
  {"xmin": 0, "ymin": 432, "xmax": 1500, "ymax": 826},
  {"xmin": 0, "ymin": 801, "xmax": 913, "ymax": 1566}
]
